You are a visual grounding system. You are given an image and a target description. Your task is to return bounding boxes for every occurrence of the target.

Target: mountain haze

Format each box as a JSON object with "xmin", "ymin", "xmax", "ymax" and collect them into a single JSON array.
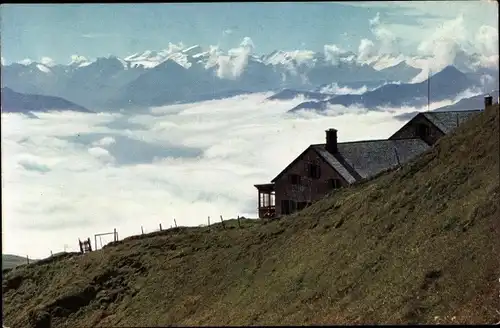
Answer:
[
  {"xmin": 1, "ymin": 45, "xmax": 429, "ymax": 110},
  {"xmin": 1, "ymin": 87, "xmax": 91, "ymax": 113},
  {"xmin": 289, "ymin": 66, "xmax": 482, "ymax": 112}
]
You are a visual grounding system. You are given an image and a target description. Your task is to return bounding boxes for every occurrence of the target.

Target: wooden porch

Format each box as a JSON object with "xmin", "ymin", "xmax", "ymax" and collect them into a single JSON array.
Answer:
[{"xmin": 254, "ymin": 183, "xmax": 276, "ymax": 219}]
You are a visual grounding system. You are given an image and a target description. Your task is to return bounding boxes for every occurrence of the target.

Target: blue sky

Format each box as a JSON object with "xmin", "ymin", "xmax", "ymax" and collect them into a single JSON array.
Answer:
[{"xmin": 0, "ymin": 1, "xmax": 498, "ymax": 64}]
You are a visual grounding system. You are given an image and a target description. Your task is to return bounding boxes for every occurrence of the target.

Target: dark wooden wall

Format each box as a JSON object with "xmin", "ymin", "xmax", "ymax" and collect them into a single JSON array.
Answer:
[{"xmin": 274, "ymin": 147, "xmax": 347, "ymax": 216}]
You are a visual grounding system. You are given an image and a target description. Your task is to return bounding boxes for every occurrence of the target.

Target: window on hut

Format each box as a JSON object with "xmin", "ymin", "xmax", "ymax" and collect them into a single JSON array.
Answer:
[
  {"xmin": 307, "ymin": 163, "xmax": 321, "ymax": 179},
  {"xmin": 416, "ymin": 123, "xmax": 430, "ymax": 138},
  {"xmin": 260, "ymin": 192, "xmax": 275, "ymax": 207},
  {"xmin": 260, "ymin": 193, "xmax": 268, "ymax": 207}
]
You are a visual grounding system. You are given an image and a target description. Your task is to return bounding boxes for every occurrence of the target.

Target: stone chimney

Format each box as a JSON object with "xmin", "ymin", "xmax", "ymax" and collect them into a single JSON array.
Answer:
[
  {"xmin": 484, "ymin": 95, "xmax": 493, "ymax": 109},
  {"xmin": 325, "ymin": 128, "xmax": 338, "ymax": 154}
]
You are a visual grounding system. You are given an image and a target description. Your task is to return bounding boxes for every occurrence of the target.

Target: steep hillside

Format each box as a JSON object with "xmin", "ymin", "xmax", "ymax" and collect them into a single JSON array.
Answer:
[{"xmin": 2, "ymin": 105, "xmax": 499, "ymax": 327}]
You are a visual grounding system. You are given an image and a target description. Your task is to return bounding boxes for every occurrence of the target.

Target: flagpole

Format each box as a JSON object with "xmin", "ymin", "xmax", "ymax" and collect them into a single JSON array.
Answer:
[{"xmin": 427, "ymin": 68, "xmax": 431, "ymax": 112}]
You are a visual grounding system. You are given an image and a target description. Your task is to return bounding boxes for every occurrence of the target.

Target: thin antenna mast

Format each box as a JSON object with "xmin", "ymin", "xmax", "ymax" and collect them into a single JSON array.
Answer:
[{"xmin": 427, "ymin": 68, "xmax": 431, "ymax": 112}]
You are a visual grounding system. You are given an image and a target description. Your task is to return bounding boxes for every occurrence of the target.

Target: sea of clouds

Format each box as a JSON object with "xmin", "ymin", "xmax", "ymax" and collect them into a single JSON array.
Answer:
[{"xmin": 1, "ymin": 90, "xmax": 481, "ymax": 259}]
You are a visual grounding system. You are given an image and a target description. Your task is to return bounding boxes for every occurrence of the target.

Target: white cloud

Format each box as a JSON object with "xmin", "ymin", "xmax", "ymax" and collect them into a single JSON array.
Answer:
[
  {"xmin": 70, "ymin": 54, "xmax": 89, "ymax": 65},
  {"xmin": 417, "ymin": 15, "xmax": 468, "ymax": 68},
  {"xmin": 1, "ymin": 92, "xmax": 478, "ymax": 259},
  {"xmin": 357, "ymin": 39, "xmax": 376, "ymax": 63},
  {"xmin": 17, "ymin": 154, "xmax": 52, "ymax": 173},
  {"xmin": 223, "ymin": 29, "xmax": 233, "ymax": 36},
  {"xmin": 165, "ymin": 41, "xmax": 186, "ymax": 54},
  {"xmin": 240, "ymin": 36, "xmax": 255, "ymax": 50},
  {"xmin": 319, "ymin": 83, "xmax": 370, "ymax": 95},
  {"xmin": 474, "ymin": 25, "xmax": 499, "ymax": 70},
  {"xmin": 350, "ymin": 10, "xmax": 499, "ymax": 78},
  {"xmin": 92, "ymin": 136, "xmax": 116, "ymax": 147},
  {"xmin": 88, "ymin": 146, "xmax": 115, "ymax": 163},
  {"xmin": 323, "ymin": 44, "xmax": 348, "ymax": 65},
  {"xmin": 216, "ymin": 37, "xmax": 255, "ymax": 79},
  {"xmin": 204, "ymin": 45, "xmax": 222, "ymax": 69},
  {"xmin": 476, "ymin": 25, "xmax": 498, "ymax": 55},
  {"xmin": 408, "ymin": 14, "xmax": 499, "ymax": 82},
  {"xmin": 353, "ymin": 12, "xmax": 403, "ymax": 67},
  {"xmin": 337, "ymin": 3, "xmax": 497, "ymax": 73},
  {"xmin": 370, "ymin": 15, "xmax": 399, "ymax": 55}
]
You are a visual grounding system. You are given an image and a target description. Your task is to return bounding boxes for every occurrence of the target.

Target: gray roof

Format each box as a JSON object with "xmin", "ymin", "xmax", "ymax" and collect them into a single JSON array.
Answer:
[
  {"xmin": 423, "ymin": 110, "xmax": 481, "ymax": 134},
  {"xmin": 315, "ymin": 147, "xmax": 358, "ymax": 184},
  {"xmin": 313, "ymin": 138, "xmax": 430, "ymax": 181}
]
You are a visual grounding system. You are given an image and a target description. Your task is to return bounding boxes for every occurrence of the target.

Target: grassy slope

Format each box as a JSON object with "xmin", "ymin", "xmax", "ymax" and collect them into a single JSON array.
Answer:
[{"xmin": 2, "ymin": 105, "xmax": 499, "ymax": 327}]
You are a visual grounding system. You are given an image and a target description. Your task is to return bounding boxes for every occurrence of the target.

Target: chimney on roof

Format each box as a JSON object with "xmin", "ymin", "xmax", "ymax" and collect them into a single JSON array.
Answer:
[
  {"xmin": 326, "ymin": 128, "xmax": 338, "ymax": 154},
  {"xmin": 484, "ymin": 95, "xmax": 493, "ymax": 109}
]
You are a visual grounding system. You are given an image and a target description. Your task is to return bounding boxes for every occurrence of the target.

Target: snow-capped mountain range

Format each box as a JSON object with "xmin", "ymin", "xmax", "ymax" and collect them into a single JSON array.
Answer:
[{"xmin": 1, "ymin": 44, "xmax": 498, "ymax": 111}]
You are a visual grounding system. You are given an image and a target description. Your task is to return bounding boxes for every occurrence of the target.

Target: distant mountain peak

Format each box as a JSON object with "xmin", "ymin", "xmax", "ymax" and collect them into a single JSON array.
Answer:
[
  {"xmin": 154, "ymin": 58, "xmax": 187, "ymax": 71},
  {"xmin": 430, "ymin": 65, "xmax": 467, "ymax": 83},
  {"xmin": 438, "ymin": 65, "xmax": 463, "ymax": 74},
  {"xmin": 387, "ymin": 60, "xmax": 409, "ymax": 70}
]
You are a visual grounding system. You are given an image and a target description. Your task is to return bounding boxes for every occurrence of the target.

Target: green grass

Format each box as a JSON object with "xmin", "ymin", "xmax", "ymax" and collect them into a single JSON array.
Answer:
[{"xmin": 2, "ymin": 105, "xmax": 499, "ymax": 327}]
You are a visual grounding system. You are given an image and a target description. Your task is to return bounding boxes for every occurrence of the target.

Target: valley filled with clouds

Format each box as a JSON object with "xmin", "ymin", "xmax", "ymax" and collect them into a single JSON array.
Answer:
[
  {"xmin": 1, "ymin": 2, "xmax": 498, "ymax": 258},
  {"xmin": 1, "ymin": 91, "xmax": 479, "ymax": 258}
]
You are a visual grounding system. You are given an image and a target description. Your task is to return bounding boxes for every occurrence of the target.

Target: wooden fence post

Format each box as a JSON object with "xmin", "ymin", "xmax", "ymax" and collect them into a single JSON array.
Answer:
[
  {"xmin": 174, "ymin": 218, "xmax": 177, "ymax": 228},
  {"xmin": 208, "ymin": 216, "xmax": 211, "ymax": 228},
  {"xmin": 26, "ymin": 255, "xmax": 29, "ymax": 265},
  {"xmin": 141, "ymin": 226, "xmax": 144, "ymax": 235},
  {"xmin": 159, "ymin": 223, "xmax": 163, "ymax": 231},
  {"xmin": 220, "ymin": 215, "xmax": 226, "ymax": 229},
  {"xmin": 50, "ymin": 250, "xmax": 53, "ymax": 257},
  {"xmin": 237, "ymin": 215, "xmax": 241, "ymax": 228},
  {"xmin": 114, "ymin": 228, "xmax": 117, "ymax": 242}
]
